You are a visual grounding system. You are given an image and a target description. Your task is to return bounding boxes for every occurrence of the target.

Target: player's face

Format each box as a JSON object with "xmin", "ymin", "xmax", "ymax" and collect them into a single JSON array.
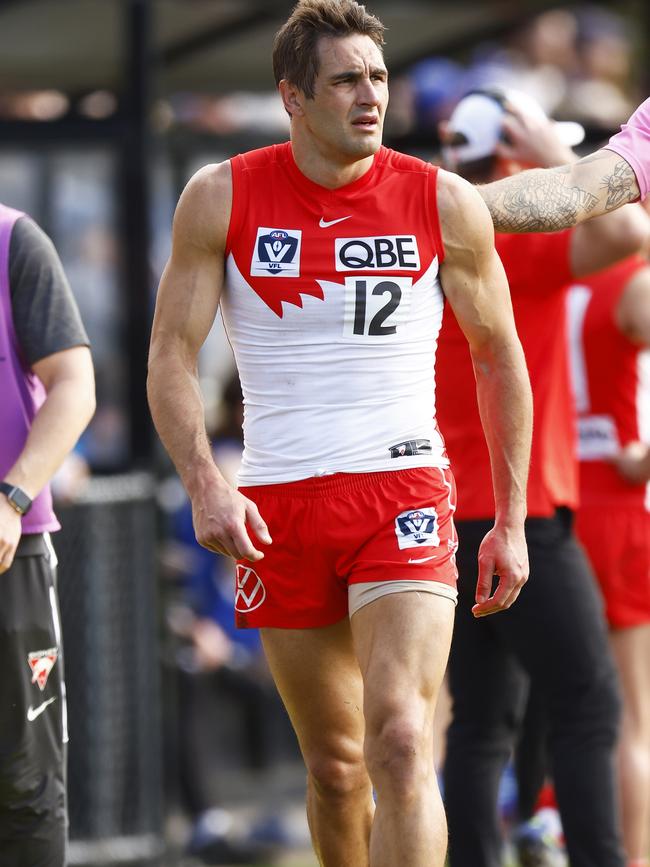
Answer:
[{"xmin": 303, "ymin": 34, "xmax": 388, "ymax": 161}]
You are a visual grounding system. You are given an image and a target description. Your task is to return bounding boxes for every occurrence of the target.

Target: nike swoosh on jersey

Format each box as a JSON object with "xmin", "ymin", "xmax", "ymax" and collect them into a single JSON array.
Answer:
[
  {"xmin": 27, "ymin": 696, "xmax": 57, "ymax": 722},
  {"xmin": 408, "ymin": 554, "xmax": 438, "ymax": 564},
  {"xmin": 319, "ymin": 216, "xmax": 352, "ymax": 228}
]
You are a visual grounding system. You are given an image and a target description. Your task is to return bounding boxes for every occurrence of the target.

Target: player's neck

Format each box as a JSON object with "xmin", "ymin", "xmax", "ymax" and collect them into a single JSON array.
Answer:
[{"xmin": 290, "ymin": 137, "xmax": 376, "ymax": 190}]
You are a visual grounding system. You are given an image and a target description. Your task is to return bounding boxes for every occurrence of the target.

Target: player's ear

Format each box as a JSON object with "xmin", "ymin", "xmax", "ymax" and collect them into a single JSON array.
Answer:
[{"xmin": 279, "ymin": 79, "xmax": 304, "ymax": 119}]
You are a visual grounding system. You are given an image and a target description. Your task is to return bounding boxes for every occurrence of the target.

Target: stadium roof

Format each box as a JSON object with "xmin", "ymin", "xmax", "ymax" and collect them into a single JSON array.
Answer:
[{"xmin": 0, "ymin": 0, "xmax": 608, "ymax": 96}]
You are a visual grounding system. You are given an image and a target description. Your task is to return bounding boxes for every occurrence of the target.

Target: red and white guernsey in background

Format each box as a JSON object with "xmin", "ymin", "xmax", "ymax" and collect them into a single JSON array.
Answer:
[
  {"xmin": 221, "ymin": 142, "xmax": 448, "ymax": 486},
  {"xmin": 437, "ymin": 230, "xmax": 578, "ymax": 520},
  {"xmin": 567, "ymin": 256, "xmax": 650, "ymax": 628},
  {"xmin": 567, "ymin": 255, "xmax": 650, "ymax": 510}
]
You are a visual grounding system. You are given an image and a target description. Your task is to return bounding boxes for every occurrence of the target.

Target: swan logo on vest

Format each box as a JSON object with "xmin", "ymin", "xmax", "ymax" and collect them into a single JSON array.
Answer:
[
  {"xmin": 251, "ymin": 227, "xmax": 302, "ymax": 277},
  {"xmin": 27, "ymin": 647, "xmax": 59, "ymax": 691},
  {"xmin": 235, "ymin": 565, "xmax": 267, "ymax": 613},
  {"xmin": 395, "ymin": 508, "xmax": 440, "ymax": 549},
  {"xmin": 335, "ymin": 235, "xmax": 420, "ymax": 272}
]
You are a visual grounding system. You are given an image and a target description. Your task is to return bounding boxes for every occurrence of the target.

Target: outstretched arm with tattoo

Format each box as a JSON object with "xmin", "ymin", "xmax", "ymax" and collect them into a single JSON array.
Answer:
[
  {"xmin": 479, "ymin": 97, "xmax": 650, "ymax": 232},
  {"xmin": 479, "ymin": 150, "xmax": 639, "ymax": 233}
]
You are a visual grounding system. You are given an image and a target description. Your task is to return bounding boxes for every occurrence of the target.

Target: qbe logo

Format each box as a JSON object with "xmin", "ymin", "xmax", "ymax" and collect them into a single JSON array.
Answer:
[
  {"xmin": 251, "ymin": 227, "xmax": 302, "ymax": 277},
  {"xmin": 235, "ymin": 565, "xmax": 267, "ymax": 613},
  {"xmin": 335, "ymin": 235, "xmax": 420, "ymax": 272}
]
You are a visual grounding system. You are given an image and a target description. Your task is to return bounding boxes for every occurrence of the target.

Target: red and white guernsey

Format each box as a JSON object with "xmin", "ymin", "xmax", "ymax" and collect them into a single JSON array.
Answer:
[
  {"xmin": 567, "ymin": 256, "xmax": 650, "ymax": 509},
  {"xmin": 221, "ymin": 142, "xmax": 448, "ymax": 486},
  {"xmin": 437, "ymin": 230, "xmax": 577, "ymax": 519}
]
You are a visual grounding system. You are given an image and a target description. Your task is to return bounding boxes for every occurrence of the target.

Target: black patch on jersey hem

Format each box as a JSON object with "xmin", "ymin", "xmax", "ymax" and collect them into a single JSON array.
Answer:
[{"xmin": 389, "ymin": 439, "xmax": 432, "ymax": 458}]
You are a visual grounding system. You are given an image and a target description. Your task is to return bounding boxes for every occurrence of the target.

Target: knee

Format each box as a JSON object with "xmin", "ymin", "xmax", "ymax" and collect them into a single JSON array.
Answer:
[
  {"xmin": 306, "ymin": 749, "xmax": 370, "ymax": 803},
  {"xmin": 365, "ymin": 712, "xmax": 431, "ymax": 801}
]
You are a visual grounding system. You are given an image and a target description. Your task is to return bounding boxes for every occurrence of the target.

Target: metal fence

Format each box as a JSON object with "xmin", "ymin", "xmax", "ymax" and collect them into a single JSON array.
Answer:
[{"xmin": 53, "ymin": 473, "xmax": 164, "ymax": 866}]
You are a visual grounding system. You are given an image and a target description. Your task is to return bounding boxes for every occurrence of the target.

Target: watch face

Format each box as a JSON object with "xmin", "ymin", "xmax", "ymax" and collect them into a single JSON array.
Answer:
[
  {"xmin": 0, "ymin": 483, "xmax": 32, "ymax": 515},
  {"xmin": 11, "ymin": 487, "xmax": 32, "ymax": 514}
]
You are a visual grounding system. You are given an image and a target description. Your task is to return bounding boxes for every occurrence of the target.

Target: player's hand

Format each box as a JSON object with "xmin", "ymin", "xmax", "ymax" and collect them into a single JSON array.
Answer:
[
  {"xmin": 495, "ymin": 102, "xmax": 576, "ymax": 169},
  {"xmin": 610, "ymin": 440, "xmax": 650, "ymax": 484},
  {"xmin": 0, "ymin": 498, "xmax": 22, "ymax": 574},
  {"xmin": 191, "ymin": 482, "xmax": 272, "ymax": 562},
  {"xmin": 472, "ymin": 523, "xmax": 528, "ymax": 618}
]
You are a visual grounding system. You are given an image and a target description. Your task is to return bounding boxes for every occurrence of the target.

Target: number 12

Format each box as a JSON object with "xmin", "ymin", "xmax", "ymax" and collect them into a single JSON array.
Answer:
[{"xmin": 352, "ymin": 279, "xmax": 403, "ymax": 336}]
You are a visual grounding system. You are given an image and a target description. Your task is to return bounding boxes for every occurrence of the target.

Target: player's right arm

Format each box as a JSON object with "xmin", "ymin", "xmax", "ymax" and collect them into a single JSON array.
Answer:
[
  {"xmin": 147, "ymin": 162, "xmax": 271, "ymax": 561},
  {"xmin": 478, "ymin": 148, "xmax": 640, "ymax": 233},
  {"xmin": 483, "ymin": 99, "xmax": 650, "ymax": 263},
  {"xmin": 437, "ymin": 170, "xmax": 532, "ymax": 617},
  {"xmin": 479, "ymin": 97, "xmax": 650, "ymax": 233}
]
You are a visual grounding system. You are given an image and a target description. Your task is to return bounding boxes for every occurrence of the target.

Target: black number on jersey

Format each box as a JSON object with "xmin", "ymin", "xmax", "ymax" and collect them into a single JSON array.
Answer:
[{"xmin": 353, "ymin": 280, "xmax": 402, "ymax": 336}]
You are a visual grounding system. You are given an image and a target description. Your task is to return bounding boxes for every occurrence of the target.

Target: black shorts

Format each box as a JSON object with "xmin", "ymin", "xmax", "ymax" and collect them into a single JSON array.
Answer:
[{"xmin": 0, "ymin": 534, "xmax": 67, "ymax": 866}]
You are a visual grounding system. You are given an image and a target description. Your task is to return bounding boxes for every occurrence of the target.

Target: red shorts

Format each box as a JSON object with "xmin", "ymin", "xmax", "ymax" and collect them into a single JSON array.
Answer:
[
  {"xmin": 576, "ymin": 504, "xmax": 650, "ymax": 628},
  {"xmin": 235, "ymin": 467, "xmax": 458, "ymax": 629}
]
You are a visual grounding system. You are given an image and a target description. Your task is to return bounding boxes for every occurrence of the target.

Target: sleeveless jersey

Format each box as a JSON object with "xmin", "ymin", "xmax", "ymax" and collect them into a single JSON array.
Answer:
[
  {"xmin": 567, "ymin": 255, "xmax": 650, "ymax": 509},
  {"xmin": 0, "ymin": 204, "xmax": 59, "ymax": 533},
  {"xmin": 437, "ymin": 230, "xmax": 576, "ymax": 519},
  {"xmin": 221, "ymin": 142, "xmax": 448, "ymax": 486}
]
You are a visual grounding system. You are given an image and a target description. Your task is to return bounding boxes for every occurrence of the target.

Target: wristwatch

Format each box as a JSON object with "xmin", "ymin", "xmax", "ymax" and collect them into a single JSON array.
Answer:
[{"xmin": 0, "ymin": 482, "xmax": 32, "ymax": 516}]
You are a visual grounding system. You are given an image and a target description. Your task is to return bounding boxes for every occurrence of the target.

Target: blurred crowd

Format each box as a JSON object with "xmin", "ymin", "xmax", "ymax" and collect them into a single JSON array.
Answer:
[{"xmin": 403, "ymin": 5, "xmax": 639, "ymax": 140}]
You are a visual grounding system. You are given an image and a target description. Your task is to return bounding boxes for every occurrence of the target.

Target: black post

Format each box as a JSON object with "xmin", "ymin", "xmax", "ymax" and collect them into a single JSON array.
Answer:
[{"xmin": 120, "ymin": 0, "xmax": 154, "ymax": 467}]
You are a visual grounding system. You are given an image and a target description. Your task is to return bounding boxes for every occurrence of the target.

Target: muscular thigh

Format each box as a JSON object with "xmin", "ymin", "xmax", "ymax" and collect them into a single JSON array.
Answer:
[
  {"xmin": 351, "ymin": 591, "xmax": 455, "ymax": 731},
  {"xmin": 260, "ymin": 619, "xmax": 366, "ymax": 762}
]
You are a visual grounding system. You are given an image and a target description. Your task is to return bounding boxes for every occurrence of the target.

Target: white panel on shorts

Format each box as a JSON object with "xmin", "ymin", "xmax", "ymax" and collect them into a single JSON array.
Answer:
[{"xmin": 348, "ymin": 579, "xmax": 457, "ymax": 619}]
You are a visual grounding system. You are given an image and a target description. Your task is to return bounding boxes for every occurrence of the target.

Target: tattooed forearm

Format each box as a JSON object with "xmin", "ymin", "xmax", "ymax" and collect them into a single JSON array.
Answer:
[
  {"xmin": 602, "ymin": 158, "xmax": 638, "ymax": 210},
  {"xmin": 479, "ymin": 171, "xmax": 597, "ymax": 232},
  {"xmin": 478, "ymin": 150, "xmax": 640, "ymax": 233}
]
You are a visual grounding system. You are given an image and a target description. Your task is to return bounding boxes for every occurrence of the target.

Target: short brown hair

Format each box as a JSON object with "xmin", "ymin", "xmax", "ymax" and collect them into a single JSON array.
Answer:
[{"xmin": 273, "ymin": 0, "xmax": 385, "ymax": 99}]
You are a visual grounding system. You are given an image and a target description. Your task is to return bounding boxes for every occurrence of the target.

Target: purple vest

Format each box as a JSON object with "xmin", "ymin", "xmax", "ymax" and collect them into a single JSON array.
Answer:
[{"xmin": 0, "ymin": 204, "xmax": 59, "ymax": 533}]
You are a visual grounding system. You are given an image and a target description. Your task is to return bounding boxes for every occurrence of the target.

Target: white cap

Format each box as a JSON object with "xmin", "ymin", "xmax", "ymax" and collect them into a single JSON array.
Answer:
[{"xmin": 442, "ymin": 88, "xmax": 585, "ymax": 167}]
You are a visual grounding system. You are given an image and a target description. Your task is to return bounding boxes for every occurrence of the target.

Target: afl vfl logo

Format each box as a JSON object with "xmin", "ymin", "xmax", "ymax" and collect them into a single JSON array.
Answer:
[
  {"xmin": 235, "ymin": 565, "xmax": 267, "ymax": 613},
  {"xmin": 250, "ymin": 226, "xmax": 302, "ymax": 277}
]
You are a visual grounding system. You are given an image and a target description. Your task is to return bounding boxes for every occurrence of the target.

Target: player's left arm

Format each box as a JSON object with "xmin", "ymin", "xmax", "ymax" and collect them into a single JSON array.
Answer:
[{"xmin": 437, "ymin": 170, "xmax": 532, "ymax": 616}]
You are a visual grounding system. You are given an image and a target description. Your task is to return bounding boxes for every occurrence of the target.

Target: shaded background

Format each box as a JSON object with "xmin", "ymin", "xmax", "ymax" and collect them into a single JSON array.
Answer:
[{"xmin": 1, "ymin": 1, "xmax": 647, "ymax": 865}]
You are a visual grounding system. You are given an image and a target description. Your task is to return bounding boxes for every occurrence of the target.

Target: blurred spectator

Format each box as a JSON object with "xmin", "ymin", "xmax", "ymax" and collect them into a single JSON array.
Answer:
[
  {"xmin": 405, "ymin": 5, "xmax": 637, "ymax": 144},
  {"xmin": 565, "ymin": 6, "xmax": 635, "ymax": 127}
]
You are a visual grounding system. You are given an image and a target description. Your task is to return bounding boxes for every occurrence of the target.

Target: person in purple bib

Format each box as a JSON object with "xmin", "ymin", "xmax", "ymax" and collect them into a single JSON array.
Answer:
[{"xmin": 0, "ymin": 204, "xmax": 95, "ymax": 865}]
